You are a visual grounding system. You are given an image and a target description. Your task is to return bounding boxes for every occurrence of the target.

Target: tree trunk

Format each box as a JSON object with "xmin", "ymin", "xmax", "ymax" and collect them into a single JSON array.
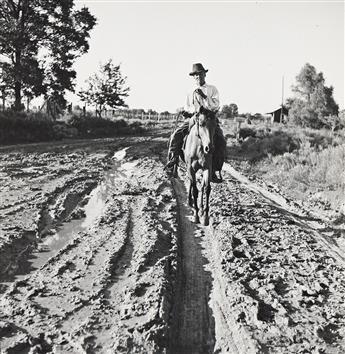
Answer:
[
  {"xmin": 14, "ymin": 77, "xmax": 22, "ymax": 111},
  {"xmin": 26, "ymin": 96, "xmax": 31, "ymax": 111},
  {"xmin": 1, "ymin": 89, "xmax": 5, "ymax": 111},
  {"xmin": 14, "ymin": 0, "xmax": 28, "ymax": 111}
]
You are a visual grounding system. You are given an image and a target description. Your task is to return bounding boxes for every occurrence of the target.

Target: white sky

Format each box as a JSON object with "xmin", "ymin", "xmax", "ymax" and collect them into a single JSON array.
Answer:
[{"xmin": 70, "ymin": 0, "xmax": 344, "ymax": 114}]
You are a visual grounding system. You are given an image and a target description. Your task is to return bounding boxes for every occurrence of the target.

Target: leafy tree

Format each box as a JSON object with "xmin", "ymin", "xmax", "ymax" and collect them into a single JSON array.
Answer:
[
  {"xmin": 230, "ymin": 103, "xmax": 239, "ymax": 117},
  {"xmin": 253, "ymin": 113, "xmax": 264, "ymax": 120},
  {"xmin": 0, "ymin": 63, "xmax": 13, "ymax": 109},
  {"xmin": 0, "ymin": 0, "xmax": 96, "ymax": 111},
  {"xmin": 44, "ymin": 2, "xmax": 96, "ymax": 108},
  {"xmin": 147, "ymin": 109, "xmax": 158, "ymax": 115},
  {"xmin": 78, "ymin": 60, "xmax": 130, "ymax": 117},
  {"xmin": 289, "ymin": 63, "xmax": 339, "ymax": 128},
  {"xmin": 221, "ymin": 103, "xmax": 238, "ymax": 118}
]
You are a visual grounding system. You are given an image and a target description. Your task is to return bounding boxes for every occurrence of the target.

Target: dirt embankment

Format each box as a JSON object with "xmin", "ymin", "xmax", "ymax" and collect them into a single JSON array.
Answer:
[
  {"xmin": 0, "ymin": 135, "xmax": 345, "ymax": 353},
  {"xmin": 209, "ymin": 167, "xmax": 345, "ymax": 353}
]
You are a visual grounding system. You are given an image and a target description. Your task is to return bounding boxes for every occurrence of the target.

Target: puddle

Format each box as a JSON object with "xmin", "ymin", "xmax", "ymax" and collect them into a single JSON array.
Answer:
[
  {"xmin": 121, "ymin": 161, "xmax": 139, "ymax": 177},
  {"xmin": 113, "ymin": 148, "xmax": 128, "ymax": 160},
  {"xmin": 0, "ymin": 147, "xmax": 131, "ymax": 288},
  {"xmin": 21, "ymin": 167, "xmax": 37, "ymax": 173},
  {"xmin": 82, "ymin": 185, "xmax": 107, "ymax": 228}
]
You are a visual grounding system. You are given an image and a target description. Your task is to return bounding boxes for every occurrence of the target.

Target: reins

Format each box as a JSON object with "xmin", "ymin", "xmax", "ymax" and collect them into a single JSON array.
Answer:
[
  {"xmin": 190, "ymin": 89, "xmax": 217, "ymax": 149},
  {"xmin": 193, "ymin": 90, "xmax": 203, "ymax": 140},
  {"xmin": 196, "ymin": 114, "xmax": 201, "ymax": 140}
]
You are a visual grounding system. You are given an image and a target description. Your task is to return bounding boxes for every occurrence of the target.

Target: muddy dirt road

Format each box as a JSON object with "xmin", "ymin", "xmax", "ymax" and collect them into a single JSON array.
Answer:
[{"xmin": 0, "ymin": 135, "xmax": 344, "ymax": 353}]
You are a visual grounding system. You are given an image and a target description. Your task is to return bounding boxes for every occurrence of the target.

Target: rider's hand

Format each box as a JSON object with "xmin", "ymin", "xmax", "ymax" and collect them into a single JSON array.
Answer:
[
  {"xmin": 182, "ymin": 111, "xmax": 193, "ymax": 118},
  {"xmin": 199, "ymin": 106, "xmax": 206, "ymax": 114},
  {"xmin": 195, "ymin": 88, "xmax": 207, "ymax": 99}
]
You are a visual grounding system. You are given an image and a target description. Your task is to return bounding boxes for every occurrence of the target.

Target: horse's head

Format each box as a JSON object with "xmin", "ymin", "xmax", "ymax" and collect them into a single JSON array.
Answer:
[{"xmin": 196, "ymin": 109, "xmax": 217, "ymax": 155}]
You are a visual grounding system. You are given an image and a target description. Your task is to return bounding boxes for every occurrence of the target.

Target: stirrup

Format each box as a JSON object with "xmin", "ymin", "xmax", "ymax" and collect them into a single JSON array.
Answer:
[
  {"xmin": 165, "ymin": 165, "xmax": 178, "ymax": 178},
  {"xmin": 164, "ymin": 159, "xmax": 178, "ymax": 178},
  {"xmin": 211, "ymin": 172, "xmax": 223, "ymax": 183},
  {"xmin": 164, "ymin": 159, "xmax": 175, "ymax": 171}
]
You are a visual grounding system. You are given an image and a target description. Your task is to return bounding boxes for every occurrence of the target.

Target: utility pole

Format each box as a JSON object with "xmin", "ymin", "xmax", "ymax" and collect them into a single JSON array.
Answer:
[{"xmin": 280, "ymin": 75, "xmax": 284, "ymax": 123}]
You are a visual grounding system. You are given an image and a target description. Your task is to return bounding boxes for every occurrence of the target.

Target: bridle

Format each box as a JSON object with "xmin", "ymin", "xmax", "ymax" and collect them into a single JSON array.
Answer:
[
  {"xmin": 192, "ymin": 89, "xmax": 216, "ymax": 143},
  {"xmin": 193, "ymin": 90, "xmax": 202, "ymax": 140},
  {"xmin": 195, "ymin": 113, "xmax": 201, "ymax": 140}
]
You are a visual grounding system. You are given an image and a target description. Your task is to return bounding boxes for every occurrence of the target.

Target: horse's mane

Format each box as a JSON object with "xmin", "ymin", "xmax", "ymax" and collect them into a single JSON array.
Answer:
[{"xmin": 197, "ymin": 110, "xmax": 217, "ymax": 125}]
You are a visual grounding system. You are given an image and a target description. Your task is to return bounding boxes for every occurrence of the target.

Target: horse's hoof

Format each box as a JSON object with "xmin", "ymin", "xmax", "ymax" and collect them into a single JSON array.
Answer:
[{"xmin": 211, "ymin": 176, "xmax": 223, "ymax": 183}]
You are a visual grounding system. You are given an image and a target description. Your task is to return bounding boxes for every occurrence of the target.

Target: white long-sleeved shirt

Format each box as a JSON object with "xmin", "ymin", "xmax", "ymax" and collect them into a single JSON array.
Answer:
[{"xmin": 184, "ymin": 83, "xmax": 220, "ymax": 114}]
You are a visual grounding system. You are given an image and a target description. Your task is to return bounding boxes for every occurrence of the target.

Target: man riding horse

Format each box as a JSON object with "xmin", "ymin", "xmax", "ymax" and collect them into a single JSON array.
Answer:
[{"xmin": 165, "ymin": 63, "xmax": 226, "ymax": 182}]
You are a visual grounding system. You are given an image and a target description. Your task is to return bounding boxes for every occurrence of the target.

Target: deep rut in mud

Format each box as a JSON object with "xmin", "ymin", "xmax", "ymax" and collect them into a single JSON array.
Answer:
[{"xmin": 169, "ymin": 179, "xmax": 215, "ymax": 354}]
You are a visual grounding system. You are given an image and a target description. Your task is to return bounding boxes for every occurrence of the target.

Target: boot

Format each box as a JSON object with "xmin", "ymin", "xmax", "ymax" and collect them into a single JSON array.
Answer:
[
  {"xmin": 211, "ymin": 171, "xmax": 223, "ymax": 183},
  {"xmin": 164, "ymin": 153, "xmax": 178, "ymax": 178}
]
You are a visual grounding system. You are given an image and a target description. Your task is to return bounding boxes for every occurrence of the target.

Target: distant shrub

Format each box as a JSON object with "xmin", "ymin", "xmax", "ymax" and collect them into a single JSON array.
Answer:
[
  {"xmin": 53, "ymin": 122, "xmax": 79, "ymax": 140},
  {"xmin": 237, "ymin": 127, "xmax": 256, "ymax": 141},
  {"xmin": 239, "ymin": 129, "xmax": 300, "ymax": 161},
  {"xmin": 0, "ymin": 110, "xmax": 56, "ymax": 144},
  {"xmin": 224, "ymin": 119, "xmax": 345, "ymax": 212},
  {"xmin": 271, "ymin": 143, "xmax": 345, "ymax": 210},
  {"xmin": 0, "ymin": 110, "xmax": 145, "ymax": 145},
  {"xmin": 68, "ymin": 115, "xmax": 145, "ymax": 137}
]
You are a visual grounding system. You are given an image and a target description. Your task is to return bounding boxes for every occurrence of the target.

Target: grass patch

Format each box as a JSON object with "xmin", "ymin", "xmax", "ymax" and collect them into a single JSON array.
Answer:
[
  {"xmin": 223, "ymin": 120, "xmax": 345, "ymax": 213},
  {"xmin": 269, "ymin": 143, "xmax": 345, "ymax": 210},
  {"xmin": 68, "ymin": 114, "xmax": 145, "ymax": 138},
  {"xmin": 0, "ymin": 111, "xmax": 56, "ymax": 144},
  {"xmin": 0, "ymin": 111, "xmax": 146, "ymax": 144}
]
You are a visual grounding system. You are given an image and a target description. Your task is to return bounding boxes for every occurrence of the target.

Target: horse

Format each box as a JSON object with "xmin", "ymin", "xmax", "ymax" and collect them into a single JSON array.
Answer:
[{"xmin": 183, "ymin": 109, "xmax": 218, "ymax": 226}]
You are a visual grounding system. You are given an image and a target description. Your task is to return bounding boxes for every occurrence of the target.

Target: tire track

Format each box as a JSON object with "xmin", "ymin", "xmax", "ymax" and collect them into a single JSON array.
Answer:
[
  {"xmin": 223, "ymin": 162, "xmax": 345, "ymax": 266},
  {"xmin": 169, "ymin": 179, "xmax": 215, "ymax": 354}
]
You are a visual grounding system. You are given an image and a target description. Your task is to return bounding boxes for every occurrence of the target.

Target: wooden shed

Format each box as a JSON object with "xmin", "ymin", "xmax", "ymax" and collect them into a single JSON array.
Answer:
[{"xmin": 267, "ymin": 106, "xmax": 289, "ymax": 123}]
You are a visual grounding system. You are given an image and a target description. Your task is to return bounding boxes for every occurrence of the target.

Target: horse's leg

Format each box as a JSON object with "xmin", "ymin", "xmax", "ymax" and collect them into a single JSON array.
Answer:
[
  {"xmin": 188, "ymin": 177, "xmax": 193, "ymax": 207},
  {"xmin": 201, "ymin": 169, "xmax": 211, "ymax": 226},
  {"xmin": 173, "ymin": 160, "xmax": 178, "ymax": 178},
  {"xmin": 191, "ymin": 170, "xmax": 199, "ymax": 224},
  {"xmin": 200, "ymin": 172, "xmax": 205, "ymax": 216},
  {"xmin": 186, "ymin": 164, "xmax": 193, "ymax": 207}
]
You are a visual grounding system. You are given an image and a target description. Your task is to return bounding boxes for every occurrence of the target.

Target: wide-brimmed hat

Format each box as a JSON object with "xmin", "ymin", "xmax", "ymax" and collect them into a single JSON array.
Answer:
[{"xmin": 189, "ymin": 63, "xmax": 208, "ymax": 76}]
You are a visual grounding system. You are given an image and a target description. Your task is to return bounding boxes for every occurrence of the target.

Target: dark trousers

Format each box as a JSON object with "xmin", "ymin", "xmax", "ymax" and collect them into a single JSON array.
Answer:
[{"xmin": 168, "ymin": 121, "xmax": 190, "ymax": 158}]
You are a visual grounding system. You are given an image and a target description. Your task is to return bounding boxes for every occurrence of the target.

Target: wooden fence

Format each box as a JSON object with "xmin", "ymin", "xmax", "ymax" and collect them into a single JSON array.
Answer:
[{"xmin": 111, "ymin": 111, "xmax": 177, "ymax": 121}]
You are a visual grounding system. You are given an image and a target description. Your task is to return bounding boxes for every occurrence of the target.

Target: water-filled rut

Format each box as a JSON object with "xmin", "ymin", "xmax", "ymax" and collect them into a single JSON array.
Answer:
[{"xmin": 0, "ymin": 148, "xmax": 131, "ymax": 291}]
